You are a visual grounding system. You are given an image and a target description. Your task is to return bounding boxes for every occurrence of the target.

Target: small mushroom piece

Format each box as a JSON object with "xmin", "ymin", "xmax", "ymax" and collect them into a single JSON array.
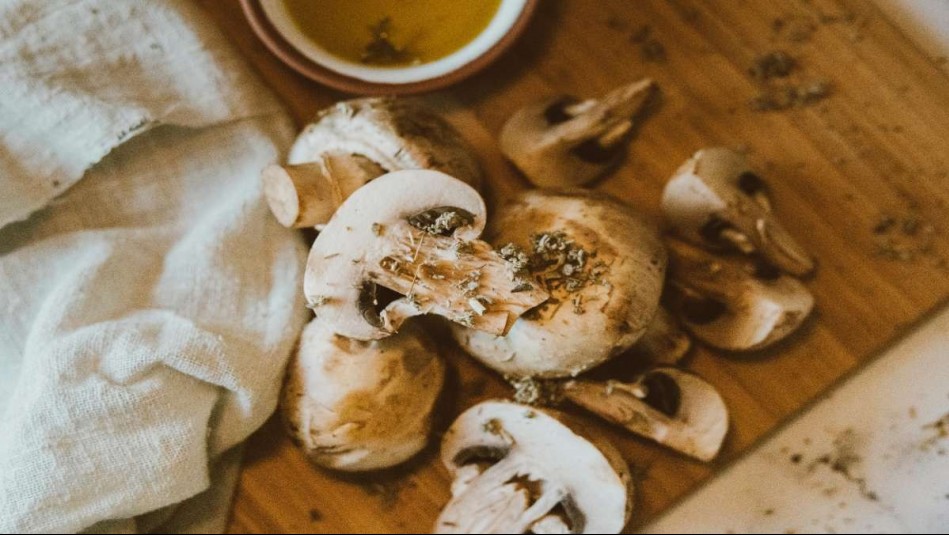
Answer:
[
  {"xmin": 436, "ymin": 400, "xmax": 632, "ymax": 534},
  {"xmin": 499, "ymin": 79, "xmax": 657, "ymax": 187},
  {"xmin": 451, "ymin": 189, "xmax": 666, "ymax": 378},
  {"xmin": 562, "ymin": 368, "xmax": 728, "ymax": 462},
  {"xmin": 305, "ymin": 170, "xmax": 549, "ymax": 341},
  {"xmin": 264, "ymin": 97, "xmax": 482, "ymax": 228},
  {"xmin": 281, "ymin": 319, "xmax": 444, "ymax": 472},
  {"xmin": 629, "ymin": 306, "xmax": 692, "ymax": 366},
  {"xmin": 661, "ymin": 147, "xmax": 815, "ymax": 276},
  {"xmin": 666, "ymin": 239, "xmax": 814, "ymax": 351}
]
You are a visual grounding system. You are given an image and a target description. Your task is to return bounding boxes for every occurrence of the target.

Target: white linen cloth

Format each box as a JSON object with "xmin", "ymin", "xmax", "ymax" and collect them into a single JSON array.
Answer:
[{"xmin": 0, "ymin": 0, "xmax": 309, "ymax": 532}]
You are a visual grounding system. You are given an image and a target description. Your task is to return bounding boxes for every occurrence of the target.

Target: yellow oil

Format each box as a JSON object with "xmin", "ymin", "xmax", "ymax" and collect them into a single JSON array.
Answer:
[{"xmin": 282, "ymin": 0, "xmax": 502, "ymax": 67}]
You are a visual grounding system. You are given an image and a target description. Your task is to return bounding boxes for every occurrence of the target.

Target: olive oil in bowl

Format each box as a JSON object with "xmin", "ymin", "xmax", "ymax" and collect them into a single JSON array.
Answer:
[{"xmin": 281, "ymin": 0, "xmax": 503, "ymax": 68}]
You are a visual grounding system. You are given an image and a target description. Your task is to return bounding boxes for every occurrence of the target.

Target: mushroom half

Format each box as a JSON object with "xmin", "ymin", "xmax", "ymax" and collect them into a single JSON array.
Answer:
[
  {"xmin": 305, "ymin": 170, "xmax": 549, "ymax": 341},
  {"xmin": 264, "ymin": 97, "xmax": 482, "ymax": 228},
  {"xmin": 563, "ymin": 368, "xmax": 729, "ymax": 462},
  {"xmin": 282, "ymin": 319, "xmax": 444, "ymax": 472},
  {"xmin": 499, "ymin": 79, "xmax": 657, "ymax": 188},
  {"xmin": 451, "ymin": 189, "xmax": 666, "ymax": 378},
  {"xmin": 436, "ymin": 400, "xmax": 633, "ymax": 534},
  {"xmin": 665, "ymin": 239, "xmax": 815, "ymax": 352},
  {"xmin": 629, "ymin": 306, "xmax": 692, "ymax": 366},
  {"xmin": 661, "ymin": 147, "xmax": 815, "ymax": 276}
]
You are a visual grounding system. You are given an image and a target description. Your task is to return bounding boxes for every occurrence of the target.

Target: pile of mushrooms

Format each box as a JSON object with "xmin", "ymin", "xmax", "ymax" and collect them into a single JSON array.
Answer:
[{"xmin": 263, "ymin": 90, "xmax": 818, "ymax": 534}]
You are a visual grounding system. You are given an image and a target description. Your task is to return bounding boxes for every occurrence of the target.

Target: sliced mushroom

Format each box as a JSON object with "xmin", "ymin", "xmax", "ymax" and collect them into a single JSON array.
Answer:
[
  {"xmin": 264, "ymin": 97, "xmax": 482, "ymax": 228},
  {"xmin": 661, "ymin": 147, "xmax": 815, "ymax": 276},
  {"xmin": 437, "ymin": 400, "xmax": 632, "ymax": 534},
  {"xmin": 629, "ymin": 306, "xmax": 692, "ymax": 366},
  {"xmin": 563, "ymin": 368, "xmax": 728, "ymax": 462},
  {"xmin": 451, "ymin": 189, "xmax": 666, "ymax": 378},
  {"xmin": 281, "ymin": 319, "xmax": 444, "ymax": 472},
  {"xmin": 499, "ymin": 79, "xmax": 657, "ymax": 187},
  {"xmin": 305, "ymin": 170, "xmax": 549, "ymax": 341},
  {"xmin": 665, "ymin": 239, "xmax": 814, "ymax": 351}
]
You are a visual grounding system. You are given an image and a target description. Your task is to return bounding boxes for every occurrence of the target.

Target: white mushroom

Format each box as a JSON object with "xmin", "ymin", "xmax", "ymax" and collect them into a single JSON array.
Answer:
[
  {"xmin": 451, "ymin": 189, "xmax": 666, "ymax": 378},
  {"xmin": 436, "ymin": 400, "xmax": 632, "ymax": 534},
  {"xmin": 499, "ymin": 79, "xmax": 657, "ymax": 187},
  {"xmin": 665, "ymin": 239, "xmax": 815, "ymax": 352},
  {"xmin": 661, "ymin": 147, "xmax": 815, "ymax": 276},
  {"xmin": 264, "ymin": 97, "xmax": 482, "ymax": 228},
  {"xmin": 305, "ymin": 170, "xmax": 549, "ymax": 341},
  {"xmin": 563, "ymin": 368, "xmax": 729, "ymax": 462},
  {"xmin": 629, "ymin": 306, "xmax": 692, "ymax": 366},
  {"xmin": 281, "ymin": 319, "xmax": 444, "ymax": 472}
]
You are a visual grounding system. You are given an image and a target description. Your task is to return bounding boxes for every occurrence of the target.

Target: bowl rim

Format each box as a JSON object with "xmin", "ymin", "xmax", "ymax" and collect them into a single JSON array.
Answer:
[{"xmin": 239, "ymin": 0, "xmax": 538, "ymax": 95}]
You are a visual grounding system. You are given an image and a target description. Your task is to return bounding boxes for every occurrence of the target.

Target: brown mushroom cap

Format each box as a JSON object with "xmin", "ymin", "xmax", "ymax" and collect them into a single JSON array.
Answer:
[
  {"xmin": 305, "ymin": 170, "xmax": 549, "ymax": 341},
  {"xmin": 437, "ymin": 400, "xmax": 633, "ymax": 534},
  {"xmin": 451, "ymin": 189, "xmax": 666, "ymax": 378},
  {"xmin": 290, "ymin": 97, "xmax": 482, "ymax": 188},
  {"xmin": 564, "ymin": 368, "xmax": 729, "ymax": 462},
  {"xmin": 665, "ymin": 239, "xmax": 815, "ymax": 352},
  {"xmin": 281, "ymin": 319, "xmax": 444, "ymax": 472},
  {"xmin": 265, "ymin": 97, "xmax": 483, "ymax": 229},
  {"xmin": 661, "ymin": 147, "xmax": 815, "ymax": 276},
  {"xmin": 499, "ymin": 80, "xmax": 657, "ymax": 188}
]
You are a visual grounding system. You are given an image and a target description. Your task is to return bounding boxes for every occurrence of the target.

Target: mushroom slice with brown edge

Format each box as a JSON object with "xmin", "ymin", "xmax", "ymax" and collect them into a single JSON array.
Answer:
[
  {"xmin": 305, "ymin": 169, "xmax": 549, "ymax": 341},
  {"xmin": 563, "ymin": 368, "xmax": 728, "ymax": 462},
  {"xmin": 666, "ymin": 239, "xmax": 814, "ymax": 352},
  {"xmin": 451, "ymin": 189, "xmax": 666, "ymax": 378},
  {"xmin": 661, "ymin": 147, "xmax": 815, "ymax": 276},
  {"xmin": 499, "ymin": 79, "xmax": 657, "ymax": 188},
  {"xmin": 629, "ymin": 306, "xmax": 692, "ymax": 366},
  {"xmin": 281, "ymin": 319, "xmax": 444, "ymax": 471},
  {"xmin": 264, "ymin": 97, "xmax": 482, "ymax": 228},
  {"xmin": 437, "ymin": 400, "xmax": 632, "ymax": 534}
]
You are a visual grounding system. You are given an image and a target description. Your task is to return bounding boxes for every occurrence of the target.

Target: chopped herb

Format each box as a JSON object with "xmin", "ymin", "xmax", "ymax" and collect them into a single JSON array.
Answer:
[
  {"xmin": 483, "ymin": 418, "xmax": 504, "ymax": 436},
  {"xmin": 408, "ymin": 207, "xmax": 475, "ymax": 236},
  {"xmin": 371, "ymin": 222, "xmax": 384, "ymax": 236},
  {"xmin": 509, "ymin": 376, "xmax": 563, "ymax": 406},
  {"xmin": 306, "ymin": 295, "xmax": 328, "ymax": 309},
  {"xmin": 361, "ymin": 17, "xmax": 414, "ymax": 66},
  {"xmin": 456, "ymin": 270, "xmax": 482, "ymax": 297}
]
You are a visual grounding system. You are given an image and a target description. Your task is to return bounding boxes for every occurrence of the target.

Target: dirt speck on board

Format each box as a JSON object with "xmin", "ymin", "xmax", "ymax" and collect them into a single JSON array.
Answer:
[
  {"xmin": 308, "ymin": 508, "xmax": 323, "ymax": 522},
  {"xmin": 746, "ymin": 50, "xmax": 832, "ymax": 111},
  {"xmin": 872, "ymin": 206, "xmax": 940, "ymax": 264},
  {"xmin": 630, "ymin": 25, "xmax": 667, "ymax": 63},
  {"xmin": 750, "ymin": 51, "xmax": 797, "ymax": 81}
]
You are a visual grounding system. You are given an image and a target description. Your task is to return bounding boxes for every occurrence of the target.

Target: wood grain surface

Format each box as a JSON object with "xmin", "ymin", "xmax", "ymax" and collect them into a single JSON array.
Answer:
[{"xmin": 195, "ymin": 0, "xmax": 949, "ymax": 532}]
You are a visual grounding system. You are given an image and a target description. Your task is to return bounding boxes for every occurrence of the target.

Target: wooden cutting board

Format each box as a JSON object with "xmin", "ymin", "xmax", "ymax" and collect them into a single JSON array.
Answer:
[{"xmin": 197, "ymin": 0, "xmax": 949, "ymax": 532}]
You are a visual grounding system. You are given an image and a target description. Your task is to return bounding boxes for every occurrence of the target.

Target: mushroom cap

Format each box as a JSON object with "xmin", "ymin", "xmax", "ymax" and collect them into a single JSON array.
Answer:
[
  {"xmin": 666, "ymin": 239, "xmax": 815, "ymax": 352},
  {"xmin": 564, "ymin": 368, "xmax": 729, "ymax": 462},
  {"xmin": 438, "ymin": 400, "xmax": 632, "ymax": 534},
  {"xmin": 282, "ymin": 319, "xmax": 444, "ymax": 472},
  {"xmin": 451, "ymin": 190, "xmax": 666, "ymax": 378},
  {"xmin": 289, "ymin": 97, "xmax": 482, "ymax": 190},
  {"xmin": 661, "ymin": 147, "xmax": 815, "ymax": 276},
  {"xmin": 305, "ymin": 170, "xmax": 486, "ymax": 341},
  {"xmin": 499, "ymin": 80, "xmax": 656, "ymax": 188}
]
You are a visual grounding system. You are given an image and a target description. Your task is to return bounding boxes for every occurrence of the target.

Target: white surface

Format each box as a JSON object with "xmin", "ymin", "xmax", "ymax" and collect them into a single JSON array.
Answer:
[
  {"xmin": 260, "ymin": 0, "xmax": 528, "ymax": 84},
  {"xmin": 644, "ymin": 306, "xmax": 949, "ymax": 534},
  {"xmin": 0, "ymin": 0, "xmax": 308, "ymax": 533},
  {"xmin": 643, "ymin": 2, "xmax": 949, "ymax": 532}
]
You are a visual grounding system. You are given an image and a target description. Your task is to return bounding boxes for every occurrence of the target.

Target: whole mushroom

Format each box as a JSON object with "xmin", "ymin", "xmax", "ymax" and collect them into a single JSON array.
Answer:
[
  {"xmin": 282, "ymin": 319, "xmax": 444, "ymax": 472},
  {"xmin": 665, "ymin": 239, "xmax": 815, "ymax": 352},
  {"xmin": 263, "ymin": 97, "xmax": 482, "ymax": 228},
  {"xmin": 436, "ymin": 400, "xmax": 633, "ymax": 534},
  {"xmin": 661, "ymin": 147, "xmax": 815, "ymax": 276},
  {"xmin": 305, "ymin": 170, "xmax": 549, "ymax": 341},
  {"xmin": 451, "ymin": 189, "xmax": 666, "ymax": 378},
  {"xmin": 499, "ymin": 79, "xmax": 657, "ymax": 188},
  {"xmin": 563, "ymin": 368, "xmax": 729, "ymax": 462}
]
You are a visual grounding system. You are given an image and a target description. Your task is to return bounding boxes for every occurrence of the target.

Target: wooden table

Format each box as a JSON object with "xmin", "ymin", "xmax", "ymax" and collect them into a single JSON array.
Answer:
[{"xmin": 196, "ymin": 0, "xmax": 949, "ymax": 532}]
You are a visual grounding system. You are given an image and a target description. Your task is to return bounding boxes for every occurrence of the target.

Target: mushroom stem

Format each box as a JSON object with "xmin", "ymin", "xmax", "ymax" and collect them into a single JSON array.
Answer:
[
  {"xmin": 754, "ymin": 218, "xmax": 816, "ymax": 277},
  {"xmin": 719, "ymin": 227, "xmax": 756, "ymax": 254},
  {"xmin": 598, "ymin": 121, "xmax": 634, "ymax": 148},
  {"xmin": 262, "ymin": 153, "xmax": 384, "ymax": 228},
  {"xmin": 563, "ymin": 99, "xmax": 597, "ymax": 117},
  {"xmin": 365, "ymin": 224, "xmax": 549, "ymax": 336}
]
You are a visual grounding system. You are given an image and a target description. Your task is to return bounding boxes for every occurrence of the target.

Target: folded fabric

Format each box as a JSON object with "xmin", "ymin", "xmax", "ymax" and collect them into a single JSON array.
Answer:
[{"xmin": 0, "ymin": 0, "xmax": 308, "ymax": 532}]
